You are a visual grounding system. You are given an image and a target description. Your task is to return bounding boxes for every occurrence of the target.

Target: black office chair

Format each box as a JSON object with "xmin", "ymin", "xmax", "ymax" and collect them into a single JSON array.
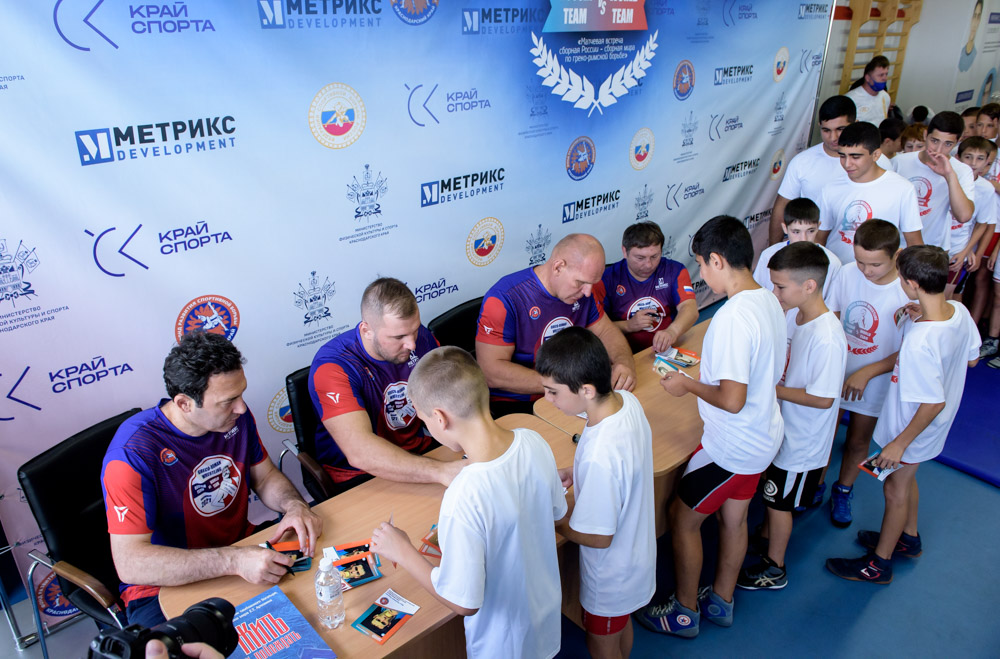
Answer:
[
  {"xmin": 427, "ymin": 296, "xmax": 484, "ymax": 355},
  {"xmin": 281, "ymin": 367, "xmax": 338, "ymax": 503},
  {"xmin": 17, "ymin": 408, "xmax": 140, "ymax": 659}
]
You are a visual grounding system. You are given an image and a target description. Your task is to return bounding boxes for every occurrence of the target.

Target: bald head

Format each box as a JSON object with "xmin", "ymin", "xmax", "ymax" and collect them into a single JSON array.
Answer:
[
  {"xmin": 543, "ymin": 233, "xmax": 606, "ymax": 304},
  {"xmin": 551, "ymin": 233, "xmax": 606, "ymax": 270}
]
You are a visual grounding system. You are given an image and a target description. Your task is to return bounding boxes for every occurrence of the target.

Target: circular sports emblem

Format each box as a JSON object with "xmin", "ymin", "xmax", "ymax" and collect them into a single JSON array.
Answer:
[
  {"xmin": 673, "ymin": 60, "xmax": 695, "ymax": 101},
  {"xmin": 628, "ymin": 297, "xmax": 666, "ymax": 333},
  {"xmin": 383, "ymin": 381, "xmax": 417, "ymax": 430},
  {"xmin": 770, "ymin": 148, "xmax": 785, "ymax": 180},
  {"xmin": 629, "ymin": 128, "xmax": 654, "ymax": 170},
  {"xmin": 616, "ymin": 284, "xmax": 626, "ymax": 296},
  {"xmin": 391, "ymin": 0, "xmax": 438, "ymax": 25},
  {"xmin": 309, "ymin": 83, "xmax": 366, "ymax": 149},
  {"xmin": 566, "ymin": 136, "xmax": 596, "ymax": 181},
  {"xmin": 529, "ymin": 306, "xmax": 541, "ymax": 319},
  {"xmin": 542, "ymin": 316, "xmax": 573, "ymax": 343},
  {"xmin": 160, "ymin": 448, "xmax": 178, "ymax": 466},
  {"xmin": 36, "ymin": 572, "xmax": 78, "ymax": 618},
  {"xmin": 677, "ymin": 614, "xmax": 692, "ymax": 626},
  {"xmin": 764, "ymin": 479, "xmax": 778, "ymax": 497},
  {"xmin": 844, "ymin": 300, "xmax": 880, "ymax": 348},
  {"xmin": 909, "ymin": 176, "xmax": 933, "ymax": 215},
  {"xmin": 175, "ymin": 295, "xmax": 240, "ymax": 342},
  {"xmin": 466, "ymin": 217, "xmax": 505, "ymax": 267},
  {"xmin": 379, "ymin": 597, "xmax": 390, "ymax": 606},
  {"xmin": 840, "ymin": 200, "xmax": 874, "ymax": 240},
  {"xmin": 188, "ymin": 455, "xmax": 242, "ymax": 517},
  {"xmin": 773, "ymin": 46, "xmax": 790, "ymax": 82},
  {"xmin": 268, "ymin": 388, "xmax": 294, "ymax": 434}
]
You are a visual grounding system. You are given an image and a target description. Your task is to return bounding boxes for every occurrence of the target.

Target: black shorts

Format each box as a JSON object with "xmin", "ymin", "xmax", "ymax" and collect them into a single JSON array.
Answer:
[{"xmin": 761, "ymin": 464, "xmax": 824, "ymax": 512}]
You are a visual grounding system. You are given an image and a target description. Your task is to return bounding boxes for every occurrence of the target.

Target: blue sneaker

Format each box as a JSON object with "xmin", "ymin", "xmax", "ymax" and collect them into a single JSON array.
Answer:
[
  {"xmin": 697, "ymin": 586, "xmax": 733, "ymax": 627},
  {"xmin": 634, "ymin": 594, "xmax": 700, "ymax": 638},
  {"xmin": 809, "ymin": 481, "xmax": 826, "ymax": 508},
  {"xmin": 830, "ymin": 483, "xmax": 853, "ymax": 528},
  {"xmin": 826, "ymin": 552, "xmax": 893, "ymax": 584}
]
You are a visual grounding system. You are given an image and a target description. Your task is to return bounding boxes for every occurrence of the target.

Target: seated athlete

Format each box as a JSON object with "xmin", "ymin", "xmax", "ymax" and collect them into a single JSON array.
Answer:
[
  {"xmin": 309, "ymin": 277, "xmax": 464, "ymax": 491},
  {"xmin": 102, "ymin": 331, "xmax": 322, "ymax": 627}
]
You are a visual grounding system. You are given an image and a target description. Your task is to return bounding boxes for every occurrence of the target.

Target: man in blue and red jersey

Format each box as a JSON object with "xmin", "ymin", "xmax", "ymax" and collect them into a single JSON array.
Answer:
[
  {"xmin": 476, "ymin": 233, "xmax": 637, "ymax": 416},
  {"xmin": 595, "ymin": 221, "xmax": 699, "ymax": 353},
  {"xmin": 101, "ymin": 332, "xmax": 321, "ymax": 627},
  {"xmin": 309, "ymin": 278, "xmax": 465, "ymax": 491}
]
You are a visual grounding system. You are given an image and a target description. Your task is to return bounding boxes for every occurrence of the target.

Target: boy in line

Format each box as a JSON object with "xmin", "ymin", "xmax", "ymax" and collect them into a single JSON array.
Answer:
[
  {"xmin": 636, "ymin": 216, "xmax": 785, "ymax": 637},
  {"xmin": 900, "ymin": 124, "xmax": 926, "ymax": 153},
  {"xmin": 983, "ymin": 242, "xmax": 1000, "ymax": 367},
  {"xmin": 738, "ymin": 243, "xmax": 847, "ymax": 590},
  {"xmin": 371, "ymin": 346, "xmax": 567, "ymax": 659},
  {"xmin": 960, "ymin": 106, "xmax": 981, "ymax": 142},
  {"xmin": 816, "ymin": 121, "xmax": 923, "ymax": 265},
  {"xmin": 879, "ymin": 117, "xmax": 907, "ymax": 160},
  {"xmin": 948, "ymin": 137, "xmax": 998, "ymax": 299},
  {"xmin": 893, "ymin": 112, "xmax": 976, "ymax": 252},
  {"xmin": 596, "ymin": 221, "xmax": 699, "ymax": 353},
  {"xmin": 769, "ymin": 96, "xmax": 856, "ymax": 245},
  {"xmin": 536, "ymin": 327, "xmax": 655, "ymax": 659},
  {"xmin": 826, "ymin": 221, "xmax": 909, "ymax": 527},
  {"xmin": 754, "ymin": 197, "xmax": 842, "ymax": 303},
  {"xmin": 827, "ymin": 246, "xmax": 980, "ymax": 583}
]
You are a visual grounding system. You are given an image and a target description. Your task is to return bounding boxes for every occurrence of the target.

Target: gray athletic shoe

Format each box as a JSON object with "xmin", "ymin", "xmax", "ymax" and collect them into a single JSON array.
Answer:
[{"xmin": 980, "ymin": 336, "xmax": 999, "ymax": 359}]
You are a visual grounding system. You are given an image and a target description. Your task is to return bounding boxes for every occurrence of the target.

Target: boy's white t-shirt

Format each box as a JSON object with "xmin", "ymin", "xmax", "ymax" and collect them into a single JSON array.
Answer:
[
  {"xmin": 774, "ymin": 309, "xmax": 848, "ymax": 472},
  {"xmin": 892, "ymin": 151, "xmax": 976, "ymax": 252},
  {"xmin": 873, "ymin": 302, "xmax": 981, "ymax": 463},
  {"xmin": 431, "ymin": 428, "xmax": 567, "ymax": 659},
  {"xmin": 699, "ymin": 287, "xmax": 786, "ymax": 475},
  {"xmin": 570, "ymin": 390, "xmax": 655, "ymax": 617},
  {"xmin": 827, "ymin": 262, "xmax": 909, "ymax": 415},
  {"xmin": 753, "ymin": 241, "xmax": 843, "ymax": 302},
  {"xmin": 777, "ymin": 143, "xmax": 847, "ymax": 203},
  {"xmin": 949, "ymin": 175, "xmax": 997, "ymax": 256},
  {"xmin": 818, "ymin": 170, "xmax": 923, "ymax": 264}
]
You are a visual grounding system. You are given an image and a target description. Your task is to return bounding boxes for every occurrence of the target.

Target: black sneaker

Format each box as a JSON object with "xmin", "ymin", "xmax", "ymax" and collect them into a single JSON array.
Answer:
[
  {"xmin": 737, "ymin": 557, "xmax": 787, "ymax": 590},
  {"xmin": 856, "ymin": 530, "xmax": 922, "ymax": 558},
  {"xmin": 825, "ymin": 553, "xmax": 893, "ymax": 584}
]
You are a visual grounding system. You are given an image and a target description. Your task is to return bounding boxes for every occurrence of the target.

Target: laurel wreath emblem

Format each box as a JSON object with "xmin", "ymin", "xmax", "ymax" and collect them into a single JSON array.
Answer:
[{"xmin": 530, "ymin": 30, "xmax": 658, "ymax": 116}]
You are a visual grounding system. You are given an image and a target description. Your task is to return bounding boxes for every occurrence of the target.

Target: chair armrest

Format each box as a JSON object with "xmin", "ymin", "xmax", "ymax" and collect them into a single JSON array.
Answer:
[
  {"xmin": 295, "ymin": 452, "xmax": 337, "ymax": 501},
  {"xmin": 50, "ymin": 560, "xmax": 123, "ymax": 610}
]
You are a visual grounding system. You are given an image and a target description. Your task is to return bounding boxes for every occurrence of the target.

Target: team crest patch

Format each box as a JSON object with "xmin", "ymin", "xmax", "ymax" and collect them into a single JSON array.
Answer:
[
  {"xmin": 35, "ymin": 572, "xmax": 78, "ymax": 618},
  {"xmin": 189, "ymin": 454, "xmax": 242, "ymax": 517},
  {"xmin": 616, "ymin": 284, "xmax": 626, "ymax": 296},
  {"xmin": 673, "ymin": 60, "xmax": 695, "ymax": 100},
  {"xmin": 175, "ymin": 295, "xmax": 240, "ymax": 342},
  {"xmin": 529, "ymin": 306, "xmax": 541, "ymax": 319},
  {"xmin": 160, "ymin": 448, "xmax": 178, "ymax": 466},
  {"xmin": 466, "ymin": 217, "xmax": 505, "ymax": 267},
  {"xmin": 309, "ymin": 83, "xmax": 366, "ymax": 149},
  {"xmin": 383, "ymin": 381, "xmax": 417, "ymax": 430},
  {"xmin": 566, "ymin": 136, "xmax": 596, "ymax": 181}
]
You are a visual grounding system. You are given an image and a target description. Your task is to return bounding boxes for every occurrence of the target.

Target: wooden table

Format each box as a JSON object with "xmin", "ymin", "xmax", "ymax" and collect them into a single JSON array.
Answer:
[
  {"xmin": 533, "ymin": 319, "xmax": 711, "ymax": 537},
  {"xmin": 160, "ymin": 414, "xmax": 572, "ymax": 658}
]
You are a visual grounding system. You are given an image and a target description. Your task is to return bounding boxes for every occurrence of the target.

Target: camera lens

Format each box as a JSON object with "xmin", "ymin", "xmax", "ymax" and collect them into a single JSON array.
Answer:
[{"xmin": 150, "ymin": 597, "xmax": 239, "ymax": 657}]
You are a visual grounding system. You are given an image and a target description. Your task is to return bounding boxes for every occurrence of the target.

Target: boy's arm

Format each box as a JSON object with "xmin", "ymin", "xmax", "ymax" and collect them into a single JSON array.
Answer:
[
  {"xmin": 875, "ymin": 401, "xmax": 946, "ymax": 468},
  {"xmin": 775, "ymin": 386, "xmax": 835, "ymax": 409},
  {"xmin": 843, "ymin": 351, "xmax": 898, "ymax": 401},
  {"xmin": 661, "ymin": 373, "xmax": 746, "ymax": 414},
  {"xmin": 554, "ymin": 496, "xmax": 612, "ymax": 549}
]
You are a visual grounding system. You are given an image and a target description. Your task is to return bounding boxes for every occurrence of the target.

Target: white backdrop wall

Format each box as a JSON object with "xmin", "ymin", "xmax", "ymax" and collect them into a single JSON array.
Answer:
[{"xmin": 0, "ymin": 0, "xmax": 831, "ymax": 622}]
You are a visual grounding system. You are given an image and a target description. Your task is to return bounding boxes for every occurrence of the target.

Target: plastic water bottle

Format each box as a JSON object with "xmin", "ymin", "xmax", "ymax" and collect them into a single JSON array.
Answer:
[{"xmin": 315, "ymin": 557, "xmax": 345, "ymax": 629}]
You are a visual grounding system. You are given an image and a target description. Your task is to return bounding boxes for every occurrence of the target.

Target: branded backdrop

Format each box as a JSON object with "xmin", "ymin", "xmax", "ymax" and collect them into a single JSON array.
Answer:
[{"xmin": 0, "ymin": 0, "xmax": 831, "ymax": 622}]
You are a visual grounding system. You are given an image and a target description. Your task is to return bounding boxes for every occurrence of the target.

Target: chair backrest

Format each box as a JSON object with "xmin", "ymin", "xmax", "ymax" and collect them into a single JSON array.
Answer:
[
  {"xmin": 285, "ymin": 367, "xmax": 327, "ymax": 501},
  {"xmin": 17, "ymin": 408, "xmax": 140, "ymax": 619},
  {"xmin": 427, "ymin": 296, "xmax": 484, "ymax": 355}
]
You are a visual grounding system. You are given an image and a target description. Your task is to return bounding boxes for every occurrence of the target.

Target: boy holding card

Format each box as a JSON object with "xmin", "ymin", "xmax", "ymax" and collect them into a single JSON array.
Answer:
[
  {"xmin": 827, "ymin": 246, "xmax": 980, "ymax": 583},
  {"xmin": 738, "ymin": 243, "xmax": 847, "ymax": 590},
  {"xmin": 371, "ymin": 347, "xmax": 567, "ymax": 658},
  {"xmin": 636, "ymin": 216, "xmax": 786, "ymax": 638},
  {"xmin": 534, "ymin": 327, "xmax": 655, "ymax": 658}
]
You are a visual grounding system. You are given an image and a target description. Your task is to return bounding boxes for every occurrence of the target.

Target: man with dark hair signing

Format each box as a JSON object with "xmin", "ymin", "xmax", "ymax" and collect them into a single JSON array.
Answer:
[{"xmin": 102, "ymin": 331, "xmax": 322, "ymax": 627}]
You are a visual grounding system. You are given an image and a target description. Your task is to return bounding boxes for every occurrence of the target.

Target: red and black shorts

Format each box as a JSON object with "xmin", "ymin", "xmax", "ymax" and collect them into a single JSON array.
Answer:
[{"xmin": 678, "ymin": 445, "xmax": 761, "ymax": 514}]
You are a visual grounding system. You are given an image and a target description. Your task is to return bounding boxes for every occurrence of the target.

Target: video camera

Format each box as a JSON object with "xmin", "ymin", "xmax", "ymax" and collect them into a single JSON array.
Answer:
[{"xmin": 88, "ymin": 597, "xmax": 239, "ymax": 659}]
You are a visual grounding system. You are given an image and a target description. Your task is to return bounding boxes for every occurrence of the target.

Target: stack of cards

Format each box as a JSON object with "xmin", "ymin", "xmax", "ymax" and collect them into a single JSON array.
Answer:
[
  {"xmin": 352, "ymin": 589, "xmax": 420, "ymax": 645},
  {"xmin": 261, "ymin": 540, "xmax": 312, "ymax": 572},
  {"xmin": 321, "ymin": 540, "xmax": 383, "ymax": 590},
  {"xmin": 417, "ymin": 524, "xmax": 440, "ymax": 558},
  {"xmin": 655, "ymin": 347, "xmax": 700, "ymax": 367},
  {"xmin": 859, "ymin": 453, "xmax": 902, "ymax": 482}
]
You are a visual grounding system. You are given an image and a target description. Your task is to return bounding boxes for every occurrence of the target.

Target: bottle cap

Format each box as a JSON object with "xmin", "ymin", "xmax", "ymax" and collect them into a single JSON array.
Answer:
[{"xmin": 319, "ymin": 557, "xmax": 333, "ymax": 571}]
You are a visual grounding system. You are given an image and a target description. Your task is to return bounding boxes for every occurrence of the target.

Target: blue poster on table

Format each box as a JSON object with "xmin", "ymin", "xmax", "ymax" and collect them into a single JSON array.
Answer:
[{"xmin": 230, "ymin": 586, "xmax": 336, "ymax": 659}]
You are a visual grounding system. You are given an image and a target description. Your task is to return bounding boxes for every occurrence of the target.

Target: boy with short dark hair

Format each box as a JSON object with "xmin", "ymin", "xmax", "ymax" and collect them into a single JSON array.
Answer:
[
  {"xmin": 826, "ymin": 220, "xmax": 909, "ymax": 527},
  {"xmin": 960, "ymin": 107, "xmax": 981, "ymax": 142},
  {"xmin": 535, "ymin": 327, "xmax": 655, "ymax": 659},
  {"xmin": 636, "ymin": 216, "xmax": 785, "ymax": 637},
  {"xmin": 948, "ymin": 137, "xmax": 998, "ymax": 298},
  {"xmin": 371, "ymin": 346, "xmax": 567, "ymax": 658},
  {"xmin": 827, "ymin": 246, "xmax": 980, "ymax": 583},
  {"xmin": 879, "ymin": 117, "xmax": 907, "ymax": 160},
  {"xmin": 738, "ymin": 242, "xmax": 847, "ymax": 591},
  {"xmin": 816, "ymin": 121, "xmax": 923, "ymax": 265},
  {"xmin": 754, "ymin": 197, "xmax": 842, "ymax": 302}
]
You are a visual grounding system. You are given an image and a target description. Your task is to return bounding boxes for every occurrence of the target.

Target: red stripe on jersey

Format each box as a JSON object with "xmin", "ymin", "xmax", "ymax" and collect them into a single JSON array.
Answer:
[
  {"xmin": 103, "ymin": 460, "xmax": 153, "ymax": 535},
  {"xmin": 677, "ymin": 268, "xmax": 697, "ymax": 302},
  {"xmin": 476, "ymin": 296, "xmax": 513, "ymax": 345},
  {"xmin": 313, "ymin": 363, "xmax": 365, "ymax": 420}
]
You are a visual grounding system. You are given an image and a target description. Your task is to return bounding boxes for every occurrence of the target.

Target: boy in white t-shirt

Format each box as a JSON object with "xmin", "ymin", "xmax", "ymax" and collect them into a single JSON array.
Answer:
[
  {"xmin": 535, "ymin": 327, "xmax": 654, "ymax": 659},
  {"xmin": 816, "ymin": 121, "xmax": 924, "ymax": 265},
  {"xmin": 738, "ymin": 243, "xmax": 847, "ymax": 591},
  {"xmin": 892, "ymin": 111, "xmax": 976, "ymax": 252},
  {"xmin": 827, "ymin": 246, "xmax": 980, "ymax": 584},
  {"xmin": 769, "ymin": 95, "xmax": 856, "ymax": 245},
  {"xmin": 371, "ymin": 347, "xmax": 567, "ymax": 659},
  {"xmin": 948, "ymin": 137, "xmax": 998, "ymax": 299},
  {"xmin": 755, "ymin": 197, "xmax": 842, "ymax": 304},
  {"xmin": 637, "ymin": 216, "xmax": 785, "ymax": 638},
  {"xmin": 826, "ymin": 220, "xmax": 909, "ymax": 527}
]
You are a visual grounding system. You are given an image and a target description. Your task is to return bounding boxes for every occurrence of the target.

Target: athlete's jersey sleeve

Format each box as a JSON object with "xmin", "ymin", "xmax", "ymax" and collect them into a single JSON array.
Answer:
[
  {"xmin": 102, "ymin": 459, "xmax": 154, "ymax": 535},
  {"xmin": 593, "ymin": 278, "xmax": 610, "ymax": 313},
  {"xmin": 476, "ymin": 295, "xmax": 515, "ymax": 346},
  {"xmin": 675, "ymin": 267, "xmax": 696, "ymax": 304},
  {"xmin": 313, "ymin": 362, "xmax": 366, "ymax": 420},
  {"xmin": 583, "ymin": 294, "xmax": 604, "ymax": 328}
]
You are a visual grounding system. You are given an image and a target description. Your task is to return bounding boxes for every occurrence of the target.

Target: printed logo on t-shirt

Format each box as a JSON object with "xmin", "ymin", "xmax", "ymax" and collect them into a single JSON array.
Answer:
[
  {"xmin": 160, "ymin": 448, "xmax": 178, "ymax": 466},
  {"xmin": 113, "ymin": 506, "xmax": 128, "ymax": 523},
  {"xmin": 542, "ymin": 316, "xmax": 573, "ymax": 342},
  {"xmin": 839, "ymin": 200, "xmax": 873, "ymax": 244},
  {"xmin": 529, "ymin": 305, "xmax": 541, "ymax": 319},
  {"xmin": 224, "ymin": 426, "xmax": 239, "ymax": 440},
  {"xmin": 909, "ymin": 176, "xmax": 932, "ymax": 216},
  {"xmin": 616, "ymin": 285, "xmax": 626, "ymax": 296},
  {"xmin": 627, "ymin": 297, "xmax": 665, "ymax": 332},
  {"xmin": 325, "ymin": 392, "xmax": 341, "ymax": 404},
  {"xmin": 189, "ymin": 455, "xmax": 242, "ymax": 517},
  {"xmin": 655, "ymin": 277, "xmax": 670, "ymax": 290},
  {"xmin": 843, "ymin": 300, "xmax": 879, "ymax": 355},
  {"xmin": 383, "ymin": 381, "xmax": 417, "ymax": 430},
  {"xmin": 890, "ymin": 356, "xmax": 900, "ymax": 383}
]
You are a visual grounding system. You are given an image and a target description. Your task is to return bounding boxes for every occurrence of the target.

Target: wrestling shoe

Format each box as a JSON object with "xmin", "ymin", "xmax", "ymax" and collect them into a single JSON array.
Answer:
[
  {"xmin": 796, "ymin": 480, "xmax": 826, "ymax": 513},
  {"xmin": 856, "ymin": 530, "xmax": 922, "ymax": 558},
  {"xmin": 825, "ymin": 553, "xmax": 892, "ymax": 584},
  {"xmin": 697, "ymin": 586, "xmax": 733, "ymax": 627},
  {"xmin": 980, "ymin": 336, "xmax": 999, "ymax": 359},
  {"xmin": 736, "ymin": 557, "xmax": 788, "ymax": 590},
  {"xmin": 989, "ymin": 354, "xmax": 1000, "ymax": 369},
  {"xmin": 634, "ymin": 595, "xmax": 699, "ymax": 638},
  {"xmin": 830, "ymin": 483, "xmax": 853, "ymax": 527}
]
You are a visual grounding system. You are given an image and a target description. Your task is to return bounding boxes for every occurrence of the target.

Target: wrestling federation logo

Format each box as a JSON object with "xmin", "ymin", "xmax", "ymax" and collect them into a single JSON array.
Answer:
[
  {"xmin": 160, "ymin": 448, "xmax": 178, "ymax": 466},
  {"xmin": 770, "ymin": 148, "xmax": 786, "ymax": 180},
  {"xmin": 466, "ymin": 217, "xmax": 505, "ymax": 267},
  {"xmin": 909, "ymin": 177, "xmax": 933, "ymax": 216},
  {"xmin": 673, "ymin": 60, "xmax": 695, "ymax": 100},
  {"xmin": 566, "ymin": 136, "xmax": 596, "ymax": 181},
  {"xmin": 383, "ymin": 381, "xmax": 417, "ymax": 429},
  {"xmin": 839, "ymin": 200, "xmax": 873, "ymax": 244},
  {"xmin": 628, "ymin": 297, "xmax": 666, "ymax": 332},
  {"xmin": 189, "ymin": 455, "xmax": 242, "ymax": 517},
  {"xmin": 36, "ymin": 572, "xmax": 77, "ymax": 618},
  {"xmin": 175, "ymin": 295, "xmax": 240, "ymax": 342},
  {"xmin": 773, "ymin": 46, "xmax": 789, "ymax": 82},
  {"xmin": 391, "ymin": 0, "xmax": 439, "ymax": 25},
  {"xmin": 630, "ymin": 128, "xmax": 654, "ymax": 170},
  {"xmin": 309, "ymin": 83, "xmax": 366, "ymax": 149},
  {"xmin": 542, "ymin": 316, "xmax": 573, "ymax": 342},
  {"xmin": 843, "ymin": 300, "xmax": 879, "ymax": 353},
  {"xmin": 268, "ymin": 388, "xmax": 294, "ymax": 434}
]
